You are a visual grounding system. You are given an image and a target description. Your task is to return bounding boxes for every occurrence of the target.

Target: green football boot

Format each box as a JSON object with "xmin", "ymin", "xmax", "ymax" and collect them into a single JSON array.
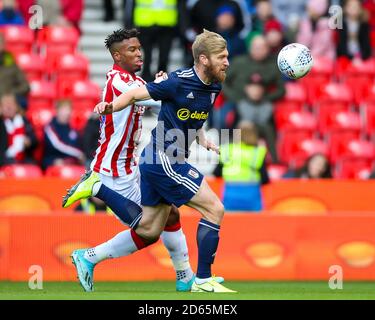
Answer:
[{"xmin": 62, "ymin": 170, "xmax": 100, "ymax": 208}]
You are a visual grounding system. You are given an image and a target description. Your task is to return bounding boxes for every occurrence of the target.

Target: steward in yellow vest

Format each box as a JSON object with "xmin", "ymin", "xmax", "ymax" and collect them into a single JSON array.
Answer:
[
  {"xmin": 214, "ymin": 121, "xmax": 269, "ymax": 211},
  {"xmin": 133, "ymin": 0, "xmax": 178, "ymax": 28},
  {"xmin": 130, "ymin": 0, "xmax": 185, "ymax": 81}
]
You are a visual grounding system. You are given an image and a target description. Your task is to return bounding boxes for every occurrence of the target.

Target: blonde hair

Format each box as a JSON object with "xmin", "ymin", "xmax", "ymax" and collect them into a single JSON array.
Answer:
[{"xmin": 192, "ymin": 29, "xmax": 227, "ymax": 64}]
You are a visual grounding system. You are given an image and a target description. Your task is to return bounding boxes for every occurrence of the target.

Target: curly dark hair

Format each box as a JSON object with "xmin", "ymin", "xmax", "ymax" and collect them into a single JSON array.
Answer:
[{"xmin": 104, "ymin": 28, "xmax": 140, "ymax": 52}]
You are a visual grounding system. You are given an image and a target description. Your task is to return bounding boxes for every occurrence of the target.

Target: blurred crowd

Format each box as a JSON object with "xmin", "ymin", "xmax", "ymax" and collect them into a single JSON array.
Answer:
[{"xmin": 1, "ymin": 0, "xmax": 375, "ymax": 186}]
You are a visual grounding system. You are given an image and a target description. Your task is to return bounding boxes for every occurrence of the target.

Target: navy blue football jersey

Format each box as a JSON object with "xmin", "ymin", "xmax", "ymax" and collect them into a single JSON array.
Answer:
[{"xmin": 145, "ymin": 67, "xmax": 221, "ymax": 158}]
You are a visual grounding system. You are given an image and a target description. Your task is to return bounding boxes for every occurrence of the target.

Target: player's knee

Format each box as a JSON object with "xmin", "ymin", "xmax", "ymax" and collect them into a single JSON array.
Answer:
[
  {"xmin": 213, "ymin": 201, "xmax": 225, "ymax": 220},
  {"xmin": 204, "ymin": 199, "xmax": 224, "ymax": 224},
  {"xmin": 165, "ymin": 206, "xmax": 180, "ymax": 227}
]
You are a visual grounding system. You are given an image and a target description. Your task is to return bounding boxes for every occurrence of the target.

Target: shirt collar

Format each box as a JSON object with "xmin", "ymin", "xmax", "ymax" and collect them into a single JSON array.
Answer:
[
  {"xmin": 193, "ymin": 66, "xmax": 211, "ymax": 86},
  {"xmin": 112, "ymin": 64, "xmax": 136, "ymax": 80}
]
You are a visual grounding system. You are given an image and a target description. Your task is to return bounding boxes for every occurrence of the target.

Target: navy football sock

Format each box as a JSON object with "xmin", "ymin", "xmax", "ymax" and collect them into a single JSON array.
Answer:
[
  {"xmin": 96, "ymin": 184, "xmax": 142, "ymax": 228},
  {"xmin": 196, "ymin": 218, "xmax": 220, "ymax": 279}
]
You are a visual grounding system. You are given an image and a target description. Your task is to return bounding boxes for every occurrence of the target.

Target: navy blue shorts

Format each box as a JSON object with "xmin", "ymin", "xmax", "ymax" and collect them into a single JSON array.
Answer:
[{"xmin": 139, "ymin": 149, "xmax": 203, "ymax": 207}]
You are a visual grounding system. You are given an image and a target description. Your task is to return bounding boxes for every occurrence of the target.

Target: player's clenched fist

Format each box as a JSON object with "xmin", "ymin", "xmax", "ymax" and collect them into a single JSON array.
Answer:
[
  {"xmin": 94, "ymin": 102, "xmax": 113, "ymax": 115},
  {"xmin": 206, "ymin": 141, "xmax": 220, "ymax": 155}
]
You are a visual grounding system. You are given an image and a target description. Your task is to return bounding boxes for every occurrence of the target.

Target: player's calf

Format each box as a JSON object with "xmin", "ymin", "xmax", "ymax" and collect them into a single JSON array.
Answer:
[{"xmin": 135, "ymin": 204, "xmax": 171, "ymax": 241}]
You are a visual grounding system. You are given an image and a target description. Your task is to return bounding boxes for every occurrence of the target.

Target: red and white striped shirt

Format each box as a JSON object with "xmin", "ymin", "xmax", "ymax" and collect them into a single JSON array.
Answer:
[
  {"xmin": 91, "ymin": 64, "xmax": 160, "ymax": 177},
  {"xmin": 4, "ymin": 114, "xmax": 26, "ymax": 162}
]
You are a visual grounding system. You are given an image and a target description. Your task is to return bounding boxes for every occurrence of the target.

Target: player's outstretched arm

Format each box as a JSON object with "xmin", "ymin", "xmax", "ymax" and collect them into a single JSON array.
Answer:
[{"xmin": 94, "ymin": 86, "xmax": 152, "ymax": 115}]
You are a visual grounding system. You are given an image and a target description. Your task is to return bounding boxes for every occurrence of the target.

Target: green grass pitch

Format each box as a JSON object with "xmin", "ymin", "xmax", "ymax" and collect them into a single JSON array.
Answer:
[{"xmin": 0, "ymin": 281, "xmax": 375, "ymax": 300}]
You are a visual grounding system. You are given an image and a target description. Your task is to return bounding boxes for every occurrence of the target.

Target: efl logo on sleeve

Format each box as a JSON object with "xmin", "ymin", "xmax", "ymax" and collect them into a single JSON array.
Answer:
[{"xmin": 188, "ymin": 169, "xmax": 199, "ymax": 179}]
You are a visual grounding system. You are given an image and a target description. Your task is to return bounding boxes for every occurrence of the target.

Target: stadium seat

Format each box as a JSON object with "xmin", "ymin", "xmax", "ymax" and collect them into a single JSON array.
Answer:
[
  {"xmin": 300, "ymin": 76, "xmax": 330, "ymax": 105},
  {"xmin": 56, "ymin": 52, "xmax": 89, "ymax": 77},
  {"xmin": 305, "ymin": 56, "xmax": 335, "ymax": 80},
  {"xmin": 277, "ymin": 131, "xmax": 315, "ymax": 165},
  {"xmin": 1, "ymin": 25, "xmax": 34, "ymax": 54},
  {"xmin": 70, "ymin": 81, "xmax": 101, "ymax": 131},
  {"xmin": 339, "ymin": 58, "xmax": 375, "ymax": 82},
  {"xmin": 344, "ymin": 77, "xmax": 373, "ymax": 106},
  {"xmin": 283, "ymin": 82, "xmax": 307, "ymax": 103},
  {"xmin": 267, "ymin": 164, "xmax": 288, "ymax": 181},
  {"xmin": 334, "ymin": 159, "xmax": 373, "ymax": 179},
  {"xmin": 26, "ymin": 107, "xmax": 55, "ymax": 136},
  {"xmin": 0, "ymin": 164, "xmax": 43, "ymax": 178},
  {"xmin": 15, "ymin": 53, "xmax": 45, "ymax": 81},
  {"xmin": 38, "ymin": 25, "xmax": 81, "ymax": 76},
  {"xmin": 317, "ymin": 102, "xmax": 351, "ymax": 132},
  {"xmin": 43, "ymin": 45, "xmax": 76, "ymax": 76},
  {"xmin": 326, "ymin": 131, "xmax": 361, "ymax": 163},
  {"xmin": 315, "ymin": 83, "xmax": 354, "ymax": 106},
  {"xmin": 45, "ymin": 165, "xmax": 85, "ymax": 179},
  {"xmin": 37, "ymin": 26, "xmax": 79, "ymax": 49},
  {"xmin": 275, "ymin": 109, "xmax": 317, "ymax": 132},
  {"xmin": 335, "ymin": 139, "xmax": 375, "ymax": 161},
  {"xmin": 300, "ymin": 57, "xmax": 335, "ymax": 104},
  {"xmin": 285, "ymin": 138, "xmax": 329, "ymax": 168},
  {"xmin": 28, "ymin": 80, "xmax": 57, "ymax": 110},
  {"xmin": 274, "ymin": 100, "xmax": 305, "ymax": 117},
  {"xmin": 273, "ymin": 82, "xmax": 307, "ymax": 115},
  {"xmin": 60, "ymin": 79, "xmax": 101, "ymax": 103},
  {"xmin": 335, "ymin": 56, "xmax": 352, "ymax": 79},
  {"xmin": 363, "ymin": 101, "xmax": 375, "ymax": 136},
  {"xmin": 56, "ymin": 53, "xmax": 89, "ymax": 93},
  {"xmin": 70, "ymin": 108, "xmax": 92, "ymax": 132},
  {"xmin": 352, "ymin": 82, "xmax": 375, "ymax": 105},
  {"xmin": 318, "ymin": 109, "xmax": 362, "ymax": 135}
]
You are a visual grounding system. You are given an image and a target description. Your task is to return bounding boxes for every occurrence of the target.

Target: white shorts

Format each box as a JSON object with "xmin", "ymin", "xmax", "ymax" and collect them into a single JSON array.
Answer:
[{"xmin": 98, "ymin": 165, "xmax": 141, "ymax": 206}]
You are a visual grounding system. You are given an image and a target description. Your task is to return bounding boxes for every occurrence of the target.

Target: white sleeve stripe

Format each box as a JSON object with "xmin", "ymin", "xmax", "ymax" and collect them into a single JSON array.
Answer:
[{"xmin": 45, "ymin": 125, "xmax": 83, "ymax": 158}]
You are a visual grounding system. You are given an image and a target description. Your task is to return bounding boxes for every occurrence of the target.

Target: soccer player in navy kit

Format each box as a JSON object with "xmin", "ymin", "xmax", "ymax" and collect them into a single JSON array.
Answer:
[{"xmin": 95, "ymin": 30, "xmax": 235, "ymax": 293}]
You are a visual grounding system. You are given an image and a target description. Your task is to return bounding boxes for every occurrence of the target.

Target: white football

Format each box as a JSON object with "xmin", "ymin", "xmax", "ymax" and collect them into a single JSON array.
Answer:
[{"xmin": 277, "ymin": 43, "xmax": 313, "ymax": 79}]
